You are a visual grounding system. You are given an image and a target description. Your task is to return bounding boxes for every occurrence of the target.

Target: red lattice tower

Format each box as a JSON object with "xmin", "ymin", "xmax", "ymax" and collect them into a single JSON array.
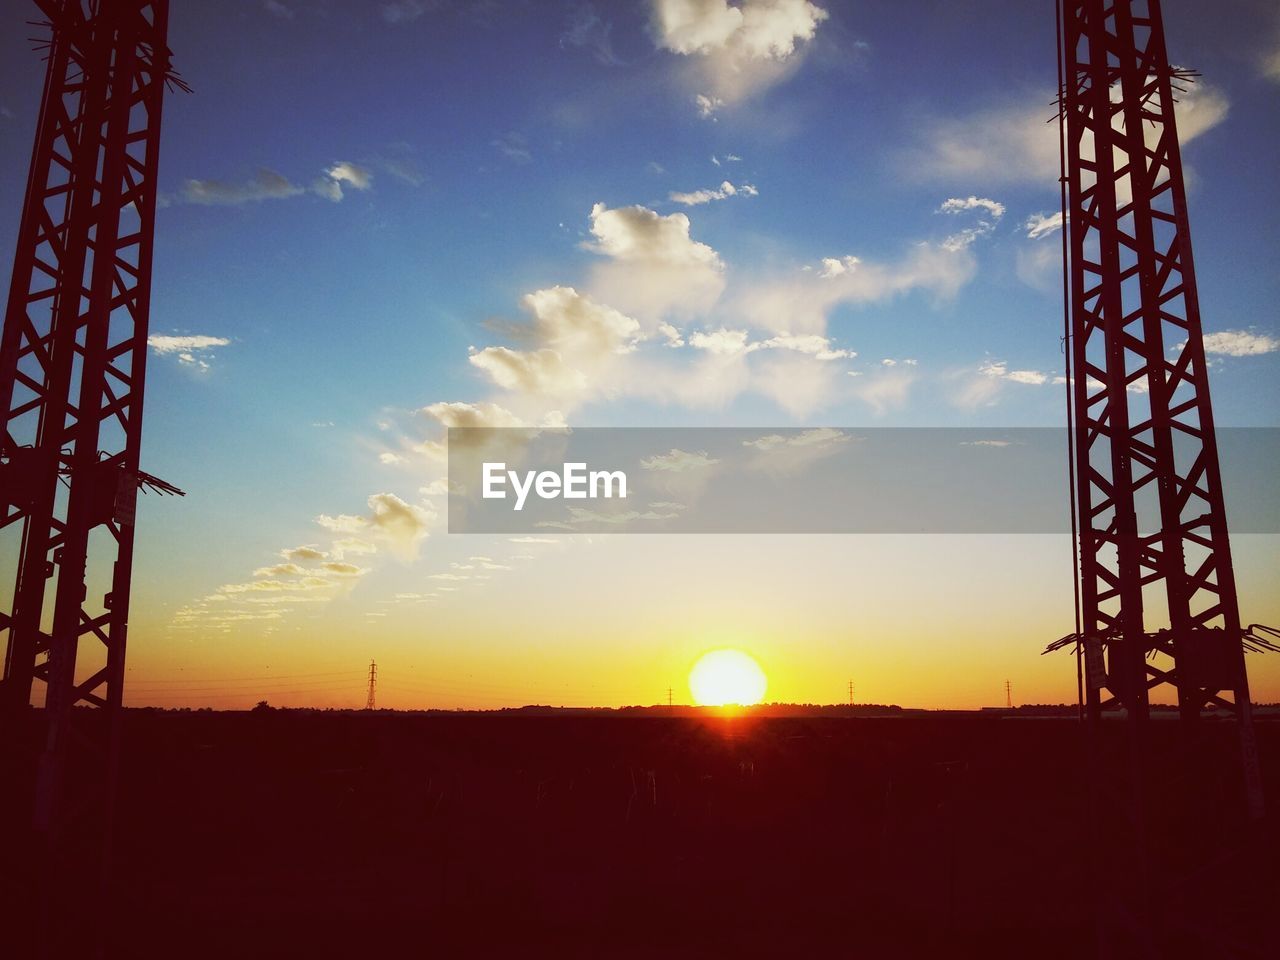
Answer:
[
  {"xmin": 0, "ymin": 1, "xmax": 184, "ymax": 916},
  {"xmin": 1053, "ymin": 0, "xmax": 1273, "ymax": 811}
]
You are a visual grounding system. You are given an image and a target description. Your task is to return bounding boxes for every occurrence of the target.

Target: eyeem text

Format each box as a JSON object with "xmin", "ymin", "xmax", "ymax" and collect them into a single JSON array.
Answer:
[{"xmin": 482, "ymin": 462, "xmax": 628, "ymax": 511}]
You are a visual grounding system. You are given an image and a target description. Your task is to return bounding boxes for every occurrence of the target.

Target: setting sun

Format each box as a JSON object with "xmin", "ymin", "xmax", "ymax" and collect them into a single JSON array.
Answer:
[{"xmin": 688, "ymin": 650, "xmax": 768, "ymax": 706}]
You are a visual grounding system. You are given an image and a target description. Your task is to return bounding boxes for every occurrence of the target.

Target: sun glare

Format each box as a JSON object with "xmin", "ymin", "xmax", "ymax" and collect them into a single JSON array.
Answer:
[{"xmin": 688, "ymin": 649, "xmax": 768, "ymax": 707}]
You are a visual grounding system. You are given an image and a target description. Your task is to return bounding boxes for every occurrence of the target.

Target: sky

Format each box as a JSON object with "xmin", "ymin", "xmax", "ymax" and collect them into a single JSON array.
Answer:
[{"xmin": 0, "ymin": 0, "xmax": 1277, "ymax": 710}]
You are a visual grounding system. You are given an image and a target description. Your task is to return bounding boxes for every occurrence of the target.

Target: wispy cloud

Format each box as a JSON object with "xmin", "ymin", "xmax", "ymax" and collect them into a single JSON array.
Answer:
[
  {"xmin": 561, "ymin": 4, "xmax": 623, "ymax": 65},
  {"xmin": 148, "ymin": 334, "xmax": 231, "ymax": 371},
  {"xmin": 179, "ymin": 161, "xmax": 372, "ymax": 206},
  {"xmin": 669, "ymin": 180, "xmax": 758, "ymax": 205}
]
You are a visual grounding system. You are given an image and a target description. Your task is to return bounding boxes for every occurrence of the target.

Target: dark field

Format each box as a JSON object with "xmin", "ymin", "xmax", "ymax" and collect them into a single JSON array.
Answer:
[{"xmin": 6, "ymin": 711, "xmax": 1280, "ymax": 958}]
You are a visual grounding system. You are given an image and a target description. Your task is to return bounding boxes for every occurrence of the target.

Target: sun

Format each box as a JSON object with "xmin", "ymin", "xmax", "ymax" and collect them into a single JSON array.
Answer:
[{"xmin": 688, "ymin": 649, "xmax": 768, "ymax": 707}]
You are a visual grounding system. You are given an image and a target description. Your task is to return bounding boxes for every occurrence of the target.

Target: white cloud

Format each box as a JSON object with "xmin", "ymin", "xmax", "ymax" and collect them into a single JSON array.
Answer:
[
  {"xmin": 148, "ymin": 334, "xmax": 230, "ymax": 370},
  {"xmin": 1024, "ymin": 211, "xmax": 1065, "ymax": 239},
  {"xmin": 522, "ymin": 286, "xmax": 641, "ymax": 354},
  {"xmin": 907, "ymin": 81, "xmax": 1228, "ymax": 184},
  {"xmin": 669, "ymin": 180, "xmax": 757, "ymax": 205},
  {"xmin": 492, "ymin": 132, "xmax": 533, "ymax": 163},
  {"xmin": 952, "ymin": 358, "xmax": 1061, "ymax": 408},
  {"xmin": 280, "ymin": 545, "xmax": 326, "ymax": 562},
  {"xmin": 742, "ymin": 427, "xmax": 848, "ymax": 451},
  {"xmin": 689, "ymin": 328, "xmax": 750, "ymax": 355},
  {"xmin": 818, "ymin": 255, "xmax": 859, "ymax": 278},
  {"xmin": 321, "ymin": 561, "xmax": 368, "ymax": 577},
  {"xmin": 469, "ymin": 346, "xmax": 586, "ymax": 395},
  {"xmin": 737, "ymin": 244, "xmax": 975, "ymax": 336},
  {"xmin": 938, "ymin": 196, "xmax": 1005, "ymax": 251},
  {"xmin": 180, "ymin": 168, "xmax": 303, "ymax": 205},
  {"xmin": 326, "ymin": 161, "xmax": 373, "ymax": 191},
  {"xmin": 444, "ymin": 289, "xmax": 648, "ymax": 419},
  {"xmin": 381, "ymin": 1, "xmax": 431, "ymax": 24},
  {"xmin": 316, "ymin": 493, "xmax": 436, "ymax": 559},
  {"xmin": 585, "ymin": 202, "xmax": 726, "ymax": 320},
  {"xmin": 182, "ymin": 161, "xmax": 376, "ymax": 205},
  {"xmin": 1193, "ymin": 330, "xmax": 1280, "ymax": 357},
  {"xmin": 640, "ymin": 448, "xmax": 720, "ymax": 472},
  {"xmin": 850, "ymin": 369, "xmax": 916, "ymax": 415},
  {"xmin": 695, "ymin": 93, "xmax": 725, "ymax": 119},
  {"xmin": 148, "ymin": 334, "xmax": 230, "ymax": 354},
  {"xmin": 652, "ymin": 0, "xmax": 828, "ymax": 59},
  {"xmin": 421, "ymin": 400, "xmax": 527, "ymax": 429},
  {"xmin": 939, "ymin": 196, "xmax": 1005, "ymax": 219},
  {"xmin": 587, "ymin": 202, "xmax": 722, "ymax": 267},
  {"xmin": 651, "ymin": 0, "xmax": 830, "ymax": 107},
  {"xmin": 254, "ymin": 562, "xmax": 306, "ymax": 578}
]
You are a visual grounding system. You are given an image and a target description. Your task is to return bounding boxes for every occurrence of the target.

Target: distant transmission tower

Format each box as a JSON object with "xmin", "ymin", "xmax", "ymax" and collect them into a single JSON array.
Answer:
[
  {"xmin": 365, "ymin": 660, "xmax": 377, "ymax": 710},
  {"xmin": 666, "ymin": 686, "xmax": 672, "ymax": 708},
  {"xmin": 1005, "ymin": 680, "xmax": 1012, "ymax": 709},
  {"xmin": 848, "ymin": 680, "xmax": 854, "ymax": 707}
]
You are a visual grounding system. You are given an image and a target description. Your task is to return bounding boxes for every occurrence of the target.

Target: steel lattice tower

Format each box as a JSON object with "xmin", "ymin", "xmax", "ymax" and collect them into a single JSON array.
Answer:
[
  {"xmin": 0, "ymin": 0, "xmax": 182, "ymax": 915},
  {"xmin": 1053, "ymin": 0, "xmax": 1271, "ymax": 810}
]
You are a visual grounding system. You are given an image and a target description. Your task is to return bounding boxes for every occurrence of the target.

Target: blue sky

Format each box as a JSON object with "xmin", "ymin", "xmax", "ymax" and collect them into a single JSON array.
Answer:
[{"xmin": 1, "ymin": 0, "xmax": 1277, "ymax": 707}]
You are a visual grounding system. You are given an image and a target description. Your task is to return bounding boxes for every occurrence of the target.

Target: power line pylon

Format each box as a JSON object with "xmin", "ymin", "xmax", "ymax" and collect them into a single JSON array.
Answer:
[
  {"xmin": 1049, "ymin": 0, "xmax": 1276, "ymax": 952},
  {"xmin": 0, "ymin": 0, "xmax": 184, "ymax": 950},
  {"xmin": 848, "ymin": 679, "xmax": 854, "ymax": 707},
  {"xmin": 366, "ymin": 660, "xmax": 377, "ymax": 710},
  {"xmin": 1004, "ymin": 680, "xmax": 1011, "ymax": 709},
  {"xmin": 1050, "ymin": 0, "xmax": 1274, "ymax": 805}
]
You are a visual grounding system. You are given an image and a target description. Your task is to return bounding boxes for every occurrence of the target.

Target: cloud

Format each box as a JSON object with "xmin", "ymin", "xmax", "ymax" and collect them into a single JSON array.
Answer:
[
  {"xmin": 689, "ymin": 327, "xmax": 750, "ymax": 355},
  {"xmin": 382, "ymin": 1, "xmax": 434, "ymax": 23},
  {"xmin": 561, "ymin": 4, "xmax": 623, "ymax": 65},
  {"xmin": 652, "ymin": 0, "xmax": 827, "ymax": 58},
  {"xmin": 148, "ymin": 334, "xmax": 230, "ymax": 354},
  {"xmin": 587, "ymin": 202, "xmax": 722, "ymax": 267},
  {"xmin": 907, "ymin": 81, "xmax": 1228, "ymax": 184},
  {"xmin": 254, "ymin": 562, "xmax": 306, "ymax": 578},
  {"xmin": 850, "ymin": 369, "xmax": 916, "ymax": 415},
  {"xmin": 1265, "ymin": 40, "xmax": 1280, "ymax": 82},
  {"xmin": 585, "ymin": 202, "xmax": 726, "ymax": 320},
  {"xmin": 937, "ymin": 196, "xmax": 1005, "ymax": 251},
  {"xmin": 316, "ymin": 493, "xmax": 435, "ymax": 559},
  {"xmin": 939, "ymin": 196, "xmax": 1005, "ymax": 219},
  {"xmin": 640, "ymin": 448, "xmax": 720, "ymax": 472},
  {"xmin": 818, "ymin": 255, "xmax": 859, "ymax": 278},
  {"xmin": 650, "ymin": 0, "xmax": 830, "ymax": 107},
  {"xmin": 321, "ymin": 561, "xmax": 368, "ymax": 577},
  {"xmin": 148, "ymin": 334, "xmax": 230, "ymax": 370},
  {"xmin": 326, "ymin": 161, "xmax": 373, "ymax": 191},
  {"xmin": 263, "ymin": 0, "xmax": 293, "ymax": 18},
  {"xmin": 694, "ymin": 93, "xmax": 725, "ymax": 119},
  {"xmin": 464, "ymin": 288, "xmax": 646, "ymax": 411},
  {"xmin": 951, "ymin": 358, "xmax": 1062, "ymax": 409},
  {"xmin": 522, "ymin": 286, "xmax": 641, "ymax": 354},
  {"xmin": 737, "ymin": 243, "xmax": 975, "ymax": 336},
  {"xmin": 181, "ymin": 161, "xmax": 375, "ymax": 206},
  {"xmin": 1191, "ymin": 330, "xmax": 1280, "ymax": 357},
  {"xmin": 687, "ymin": 328, "xmax": 850, "ymax": 361},
  {"xmin": 421, "ymin": 400, "xmax": 527, "ymax": 429},
  {"xmin": 492, "ymin": 132, "xmax": 533, "ymax": 163},
  {"xmin": 742, "ymin": 426, "xmax": 849, "ymax": 451},
  {"xmin": 469, "ymin": 346, "xmax": 587, "ymax": 395},
  {"xmin": 280, "ymin": 545, "xmax": 326, "ymax": 562},
  {"xmin": 669, "ymin": 180, "xmax": 758, "ymax": 205},
  {"xmin": 180, "ymin": 168, "xmax": 303, "ymax": 205},
  {"xmin": 1024, "ymin": 211, "xmax": 1065, "ymax": 239}
]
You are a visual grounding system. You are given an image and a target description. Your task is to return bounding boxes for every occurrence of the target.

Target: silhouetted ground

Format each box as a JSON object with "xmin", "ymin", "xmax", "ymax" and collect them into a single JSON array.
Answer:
[{"xmin": 5, "ymin": 711, "xmax": 1280, "ymax": 957}]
